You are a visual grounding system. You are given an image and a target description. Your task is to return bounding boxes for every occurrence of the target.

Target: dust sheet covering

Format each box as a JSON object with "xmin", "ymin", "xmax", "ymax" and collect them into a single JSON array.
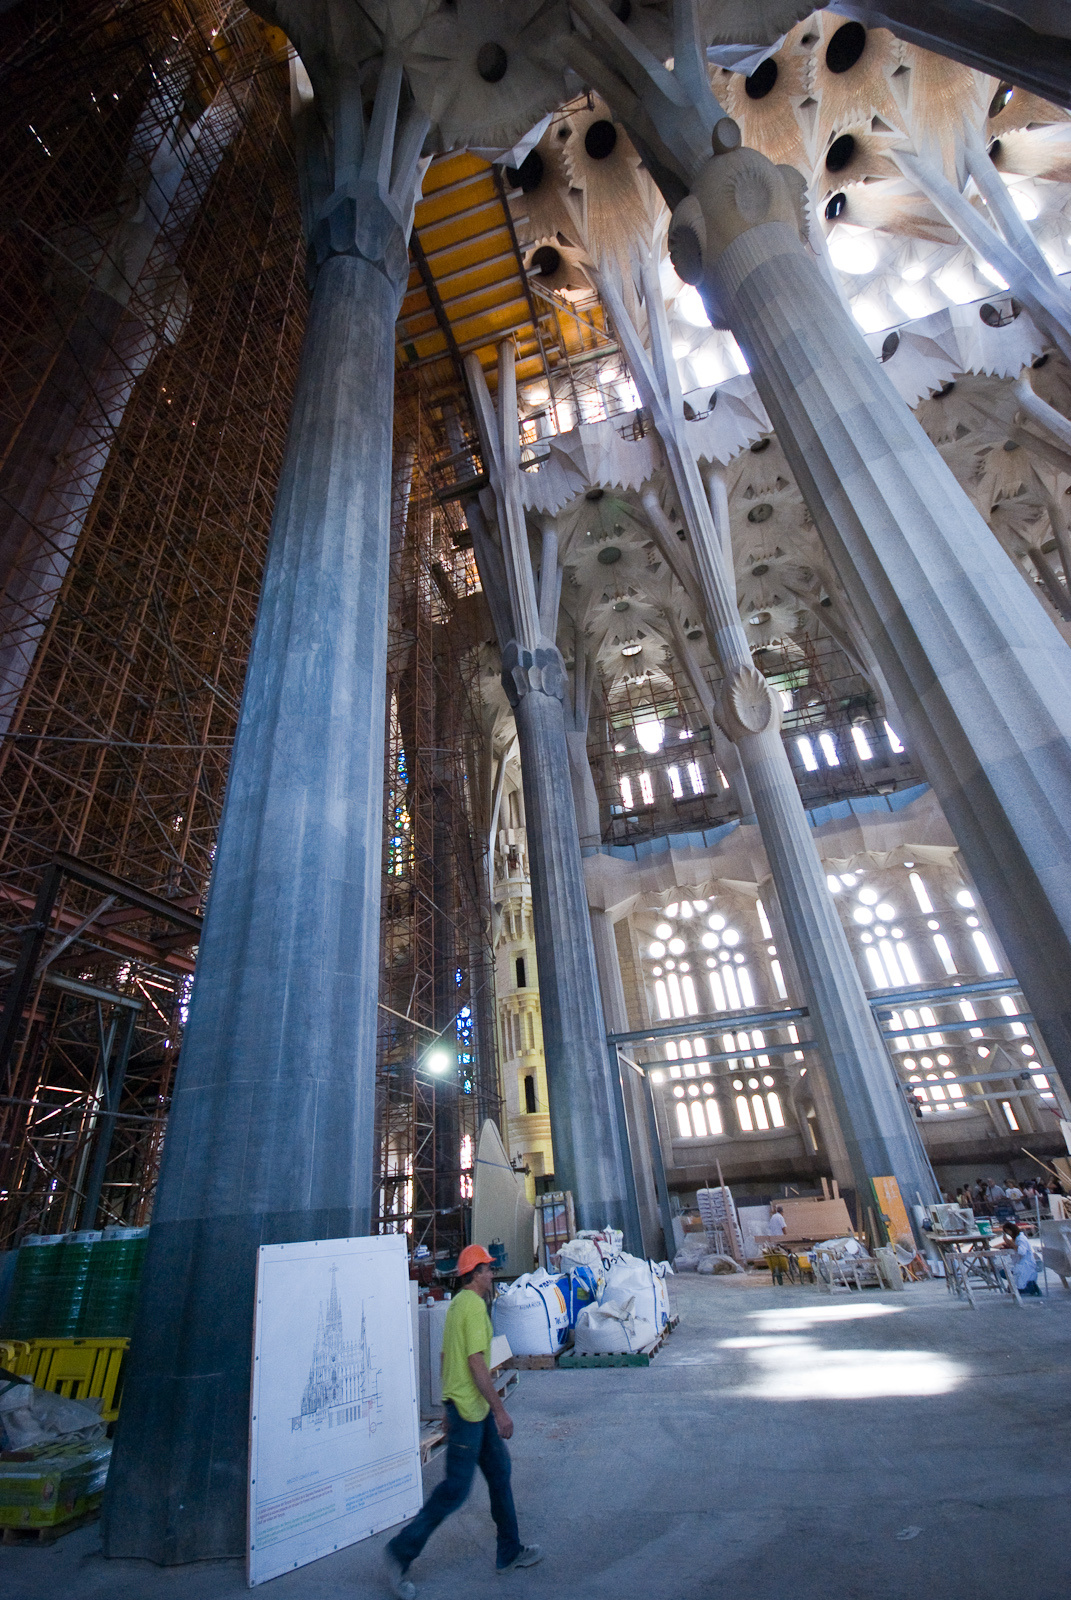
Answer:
[{"xmin": 248, "ymin": 1234, "xmax": 421, "ymax": 1586}]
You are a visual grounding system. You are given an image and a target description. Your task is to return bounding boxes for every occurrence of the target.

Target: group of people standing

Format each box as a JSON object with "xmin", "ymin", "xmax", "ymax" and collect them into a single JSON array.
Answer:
[{"xmin": 953, "ymin": 1175, "xmax": 1063, "ymax": 1220}]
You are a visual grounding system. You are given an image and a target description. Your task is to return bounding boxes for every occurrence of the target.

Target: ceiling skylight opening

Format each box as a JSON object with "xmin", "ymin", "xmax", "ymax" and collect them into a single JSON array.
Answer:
[
  {"xmin": 1004, "ymin": 180, "xmax": 1039, "ymax": 221},
  {"xmin": 676, "ymin": 284, "xmax": 710, "ymax": 327},
  {"xmin": 828, "ymin": 227, "xmax": 879, "ymax": 276},
  {"xmin": 851, "ymin": 295, "xmax": 893, "ymax": 333},
  {"xmin": 976, "ymin": 258, "xmax": 1010, "ymax": 291}
]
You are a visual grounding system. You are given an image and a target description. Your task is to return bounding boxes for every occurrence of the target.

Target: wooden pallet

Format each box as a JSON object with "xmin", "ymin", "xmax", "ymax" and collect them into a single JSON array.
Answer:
[
  {"xmin": 504, "ymin": 1352, "xmax": 560, "ymax": 1371},
  {"xmin": 1, "ymin": 1506, "xmax": 100, "ymax": 1546},
  {"xmin": 558, "ymin": 1313, "xmax": 680, "ymax": 1370}
]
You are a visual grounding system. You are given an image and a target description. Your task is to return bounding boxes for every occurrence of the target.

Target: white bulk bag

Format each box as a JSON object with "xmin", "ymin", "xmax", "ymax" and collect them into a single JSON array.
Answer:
[
  {"xmin": 557, "ymin": 1238, "xmax": 607, "ymax": 1298},
  {"xmin": 573, "ymin": 1296, "xmax": 656, "ymax": 1355},
  {"xmin": 603, "ymin": 1252, "xmax": 666, "ymax": 1331},
  {"xmin": 491, "ymin": 1272, "xmax": 570, "ymax": 1356}
]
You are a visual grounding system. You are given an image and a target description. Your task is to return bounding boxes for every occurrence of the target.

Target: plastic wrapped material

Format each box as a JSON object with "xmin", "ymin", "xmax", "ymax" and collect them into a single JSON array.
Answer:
[
  {"xmin": 491, "ymin": 1273, "xmax": 570, "ymax": 1355},
  {"xmin": 574, "ymin": 1228, "xmax": 623, "ymax": 1268},
  {"xmin": 573, "ymin": 1296, "xmax": 657, "ymax": 1355},
  {"xmin": 0, "ymin": 1374, "xmax": 106, "ymax": 1452},
  {"xmin": 0, "ymin": 1439, "xmax": 111, "ymax": 1530}
]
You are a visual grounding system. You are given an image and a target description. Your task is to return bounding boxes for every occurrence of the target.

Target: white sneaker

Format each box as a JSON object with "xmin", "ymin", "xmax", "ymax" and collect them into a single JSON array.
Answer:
[
  {"xmin": 383, "ymin": 1549, "xmax": 416, "ymax": 1599},
  {"xmin": 497, "ymin": 1545, "xmax": 543, "ymax": 1573}
]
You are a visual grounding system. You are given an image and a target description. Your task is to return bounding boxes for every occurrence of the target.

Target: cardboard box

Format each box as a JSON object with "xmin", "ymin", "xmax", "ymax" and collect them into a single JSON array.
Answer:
[{"xmin": 0, "ymin": 1440, "xmax": 111, "ymax": 1528}]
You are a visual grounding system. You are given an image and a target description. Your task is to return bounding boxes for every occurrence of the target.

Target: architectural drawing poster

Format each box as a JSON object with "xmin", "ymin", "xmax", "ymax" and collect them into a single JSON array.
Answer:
[{"xmin": 248, "ymin": 1234, "xmax": 421, "ymax": 1586}]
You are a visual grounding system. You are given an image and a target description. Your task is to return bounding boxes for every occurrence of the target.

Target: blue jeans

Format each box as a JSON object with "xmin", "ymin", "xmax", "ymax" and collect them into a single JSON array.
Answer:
[{"xmin": 388, "ymin": 1402, "xmax": 521, "ymax": 1571}]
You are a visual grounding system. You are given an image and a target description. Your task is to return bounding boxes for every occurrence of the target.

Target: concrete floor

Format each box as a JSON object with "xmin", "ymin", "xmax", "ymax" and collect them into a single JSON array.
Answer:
[{"xmin": 5, "ymin": 1272, "xmax": 1071, "ymax": 1600}]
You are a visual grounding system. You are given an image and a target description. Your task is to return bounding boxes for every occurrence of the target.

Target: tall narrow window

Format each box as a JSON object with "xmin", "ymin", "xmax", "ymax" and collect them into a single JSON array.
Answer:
[
  {"xmin": 681, "ymin": 975, "xmax": 699, "ymax": 1016},
  {"xmin": 667, "ymin": 765, "xmax": 684, "ymax": 798},
  {"xmin": 909, "ymin": 872, "xmax": 933, "ymax": 913},
  {"xmin": 933, "ymin": 934, "xmax": 958, "ymax": 975},
  {"xmin": 770, "ymin": 960, "xmax": 788, "ymax": 999},
  {"xmin": 708, "ymin": 969, "xmax": 726, "ymax": 1012},
  {"xmin": 865, "ymin": 947, "xmax": 889, "ymax": 989},
  {"xmin": 756, "ymin": 899, "xmax": 773, "ymax": 939},
  {"xmin": 691, "ymin": 1101, "xmax": 708, "ymax": 1138},
  {"xmin": 524, "ymin": 1073, "xmax": 537, "ymax": 1113},
  {"xmin": 851, "ymin": 725, "xmax": 873, "ymax": 760},
  {"xmin": 767, "ymin": 1092, "xmax": 785, "ymax": 1128},
  {"xmin": 738, "ymin": 967, "xmax": 756, "ymax": 1007},
  {"xmin": 818, "ymin": 731, "xmax": 840, "ymax": 767},
  {"xmin": 676, "ymin": 1103, "xmax": 692, "ymax": 1137},
  {"xmin": 1000, "ymin": 995, "xmax": 1028, "ymax": 1037},
  {"xmin": 722, "ymin": 966, "xmax": 741, "ymax": 1010},
  {"xmin": 655, "ymin": 979, "xmax": 671, "ymax": 1020},
  {"xmin": 751, "ymin": 1094, "xmax": 770, "ymax": 1130},
  {"xmin": 516, "ymin": 955, "xmax": 527, "ymax": 989},
  {"xmin": 1001, "ymin": 1100, "xmax": 1019, "ymax": 1131},
  {"xmin": 639, "ymin": 771, "xmax": 654, "ymax": 805},
  {"xmin": 879, "ymin": 940, "xmax": 904, "ymax": 986},
  {"xmin": 796, "ymin": 736, "xmax": 818, "ymax": 771},
  {"xmin": 620, "ymin": 776, "xmax": 634, "ymax": 809},
  {"xmin": 667, "ymin": 973, "xmax": 685, "ymax": 1018},
  {"xmin": 972, "ymin": 930, "xmax": 1001, "ymax": 974},
  {"xmin": 736, "ymin": 1095, "xmax": 754, "ymax": 1132},
  {"xmin": 884, "ymin": 720, "xmax": 905, "ymax": 752},
  {"xmin": 688, "ymin": 760, "xmax": 705, "ymax": 794},
  {"xmin": 897, "ymin": 942, "xmax": 921, "ymax": 983},
  {"xmin": 705, "ymin": 1097, "xmax": 724, "ymax": 1135}
]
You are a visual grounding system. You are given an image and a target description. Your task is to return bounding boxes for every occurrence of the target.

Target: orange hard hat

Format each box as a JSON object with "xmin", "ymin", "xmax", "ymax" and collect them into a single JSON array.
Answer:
[{"xmin": 456, "ymin": 1244, "xmax": 495, "ymax": 1276}]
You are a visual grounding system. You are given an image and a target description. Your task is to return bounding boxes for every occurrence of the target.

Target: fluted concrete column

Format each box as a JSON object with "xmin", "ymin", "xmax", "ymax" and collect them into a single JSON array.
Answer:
[
  {"xmin": 502, "ymin": 642, "xmax": 640, "ymax": 1244},
  {"xmin": 102, "ymin": 57, "xmax": 427, "ymax": 1563},
  {"xmin": 588, "ymin": 905, "xmax": 663, "ymax": 1256},
  {"xmin": 675, "ymin": 147, "xmax": 1071, "ymax": 1097},
  {"xmin": 602, "ymin": 261, "xmax": 937, "ymax": 1217}
]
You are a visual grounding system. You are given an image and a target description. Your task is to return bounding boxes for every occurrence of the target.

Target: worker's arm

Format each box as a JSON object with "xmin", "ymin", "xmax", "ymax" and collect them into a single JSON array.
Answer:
[{"xmin": 468, "ymin": 1352, "xmax": 513, "ymax": 1439}]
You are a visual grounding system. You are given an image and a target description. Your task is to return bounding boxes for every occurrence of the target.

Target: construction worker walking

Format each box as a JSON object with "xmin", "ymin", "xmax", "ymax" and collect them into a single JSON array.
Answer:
[{"xmin": 383, "ymin": 1244, "xmax": 542, "ymax": 1597}]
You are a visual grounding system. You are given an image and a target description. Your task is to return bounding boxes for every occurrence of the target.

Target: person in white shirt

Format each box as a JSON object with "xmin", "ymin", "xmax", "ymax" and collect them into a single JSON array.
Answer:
[{"xmin": 766, "ymin": 1206, "xmax": 787, "ymax": 1237}]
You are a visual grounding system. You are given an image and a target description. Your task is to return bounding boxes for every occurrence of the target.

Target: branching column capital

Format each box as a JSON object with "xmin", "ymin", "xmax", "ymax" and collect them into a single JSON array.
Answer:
[{"xmin": 501, "ymin": 641, "xmax": 567, "ymax": 709}]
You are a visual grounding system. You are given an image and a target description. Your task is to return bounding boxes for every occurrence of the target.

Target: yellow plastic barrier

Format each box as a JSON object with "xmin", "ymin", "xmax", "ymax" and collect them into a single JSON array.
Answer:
[{"xmin": 10, "ymin": 1338, "xmax": 129, "ymax": 1423}]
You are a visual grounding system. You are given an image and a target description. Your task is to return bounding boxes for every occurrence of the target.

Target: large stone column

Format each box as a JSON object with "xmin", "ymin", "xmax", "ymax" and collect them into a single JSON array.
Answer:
[
  {"xmin": 503, "ymin": 645, "xmax": 641, "ymax": 1243},
  {"xmin": 676, "ymin": 146, "xmax": 1071, "ymax": 1097},
  {"xmin": 602, "ymin": 262, "xmax": 937, "ymax": 1218},
  {"xmin": 465, "ymin": 349, "xmax": 640, "ymax": 1243},
  {"xmin": 101, "ymin": 62, "xmax": 427, "ymax": 1563}
]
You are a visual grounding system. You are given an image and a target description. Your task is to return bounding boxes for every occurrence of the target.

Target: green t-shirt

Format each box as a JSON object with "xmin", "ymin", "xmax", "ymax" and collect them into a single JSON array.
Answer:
[{"xmin": 441, "ymin": 1287, "xmax": 493, "ymax": 1422}]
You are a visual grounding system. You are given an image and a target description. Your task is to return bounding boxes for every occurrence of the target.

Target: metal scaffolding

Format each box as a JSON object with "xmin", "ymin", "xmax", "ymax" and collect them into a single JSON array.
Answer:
[
  {"xmin": 0, "ymin": 0, "xmax": 306, "ymax": 1244},
  {"xmin": 0, "ymin": 1, "xmax": 503, "ymax": 1254}
]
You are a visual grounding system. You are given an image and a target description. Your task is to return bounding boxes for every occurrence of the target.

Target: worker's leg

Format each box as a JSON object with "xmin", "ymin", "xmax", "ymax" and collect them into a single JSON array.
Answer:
[
  {"xmin": 387, "ymin": 1404, "xmax": 480, "ymax": 1569},
  {"xmin": 477, "ymin": 1411, "xmax": 521, "ymax": 1569}
]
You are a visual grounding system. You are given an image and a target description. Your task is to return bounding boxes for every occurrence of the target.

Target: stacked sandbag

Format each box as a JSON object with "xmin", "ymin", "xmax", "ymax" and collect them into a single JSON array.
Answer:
[
  {"xmin": 491, "ymin": 1272, "xmax": 570, "ymax": 1355},
  {"xmin": 573, "ymin": 1295, "xmax": 656, "ymax": 1355}
]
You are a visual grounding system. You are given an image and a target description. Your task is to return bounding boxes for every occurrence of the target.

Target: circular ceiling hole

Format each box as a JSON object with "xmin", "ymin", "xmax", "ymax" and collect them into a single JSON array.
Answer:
[
  {"xmin": 585, "ymin": 120, "xmax": 618, "ymax": 160},
  {"xmin": 989, "ymin": 82, "xmax": 1014, "ymax": 118},
  {"xmin": 751, "ymin": 563, "xmax": 769, "ymax": 576},
  {"xmin": 825, "ymin": 21, "xmax": 866, "ymax": 74},
  {"xmin": 980, "ymin": 299, "xmax": 1021, "ymax": 327},
  {"xmin": 745, "ymin": 58, "xmax": 778, "ymax": 99},
  {"xmin": 750, "ymin": 437, "xmax": 770, "ymax": 453},
  {"xmin": 476, "ymin": 42, "xmax": 508, "ymax": 82},
  {"xmin": 1032, "ymin": 353, "xmax": 1050, "ymax": 369},
  {"xmin": 613, "ymin": 600, "xmax": 630, "ymax": 612},
  {"xmin": 934, "ymin": 381, "xmax": 956, "ymax": 398},
  {"xmin": 881, "ymin": 331, "xmax": 900, "ymax": 362},
  {"xmin": 530, "ymin": 245, "xmax": 561, "ymax": 278},
  {"xmin": 686, "ymin": 627, "xmax": 703, "ymax": 640},
  {"xmin": 597, "ymin": 545, "xmax": 622, "ymax": 564},
  {"xmin": 505, "ymin": 150, "xmax": 544, "ymax": 193},
  {"xmin": 825, "ymin": 133, "xmax": 856, "ymax": 173},
  {"xmin": 585, "ymin": 487, "xmax": 604, "ymax": 502},
  {"xmin": 825, "ymin": 191, "xmax": 847, "ymax": 221},
  {"xmin": 610, "ymin": 0, "xmax": 632, "ymax": 18},
  {"xmin": 820, "ymin": 596, "xmax": 832, "ymax": 607},
  {"xmin": 747, "ymin": 503, "xmax": 773, "ymax": 523}
]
